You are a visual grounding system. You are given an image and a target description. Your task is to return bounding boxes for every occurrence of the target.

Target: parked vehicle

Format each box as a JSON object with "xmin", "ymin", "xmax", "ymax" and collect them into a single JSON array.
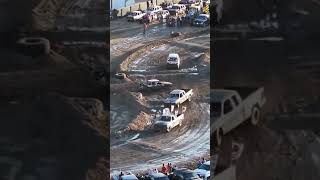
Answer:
[
  {"xmin": 146, "ymin": 5, "xmax": 163, "ymax": 14},
  {"xmin": 194, "ymin": 161, "xmax": 210, "ymax": 180},
  {"xmin": 193, "ymin": 14, "xmax": 210, "ymax": 27},
  {"xmin": 159, "ymin": 10, "xmax": 170, "ymax": 19},
  {"xmin": 172, "ymin": 168, "xmax": 202, "ymax": 180},
  {"xmin": 111, "ymin": 173, "xmax": 139, "ymax": 180},
  {"xmin": 211, "ymin": 87, "xmax": 266, "ymax": 147},
  {"xmin": 139, "ymin": 79, "xmax": 172, "ymax": 92},
  {"xmin": 164, "ymin": 89, "xmax": 193, "ymax": 105},
  {"xmin": 154, "ymin": 108, "xmax": 184, "ymax": 132},
  {"xmin": 168, "ymin": 5, "xmax": 184, "ymax": 16},
  {"xmin": 145, "ymin": 172, "xmax": 170, "ymax": 180},
  {"xmin": 127, "ymin": 11, "xmax": 145, "ymax": 22},
  {"xmin": 166, "ymin": 53, "xmax": 181, "ymax": 69}
]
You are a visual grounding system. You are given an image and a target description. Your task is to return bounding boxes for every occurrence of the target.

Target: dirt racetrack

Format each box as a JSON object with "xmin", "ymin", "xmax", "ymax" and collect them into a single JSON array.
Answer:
[{"xmin": 110, "ymin": 22, "xmax": 210, "ymax": 174}]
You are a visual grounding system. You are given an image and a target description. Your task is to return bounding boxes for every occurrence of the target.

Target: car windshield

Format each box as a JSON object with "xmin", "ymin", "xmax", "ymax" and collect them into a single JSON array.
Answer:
[
  {"xmin": 147, "ymin": 8, "xmax": 154, "ymax": 11},
  {"xmin": 181, "ymin": 172, "xmax": 198, "ymax": 179},
  {"xmin": 160, "ymin": 116, "xmax": 171, "ymax": 121},
  {"xmin": 198, "ymin": 164, "xmax": 210, "ymax": 171},
  {"xmin": 153, "ymin": 177, "xmax": 169, "ymax": 180},
  {"xmin": 198, "ymin": 16, "xmax": 207, "ymax": 20},
  {"xmin": 170, "ymin": 93, "xmax": 179, "ymax": 98},
  {"xmin": 211, "ymin": 102, "xmax": 221, "ymax": 117},
  {"xmin": 168, "ymin": 57, "xmax": 177, "ymax": 61},
  {"xmin": 172, "ymin": 6, "xmax": 179, "ymax": 9}
]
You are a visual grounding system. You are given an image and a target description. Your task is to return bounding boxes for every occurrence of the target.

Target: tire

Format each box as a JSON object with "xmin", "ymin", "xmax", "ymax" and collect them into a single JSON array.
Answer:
[
  {"xmin": 213, "ymin": 128, "xmax": 223, "ymax": 147},
  {"xmin": 179, "ymin": 122, "xmax": 182, "ymax": 127},
  {"xmin": 166, "ymin": 127, "xmax": 171, "ymax": 132},
  {"xmin": 250, "ymin": 106, "xmax": 261, "ymax": 125},
  {"xmin": 188, "ymin": 97, "xmax": 191, "ymax": 101},
  {"xmin": 16, "ymin": 37, "xmax": 50, "ymax": 57}
]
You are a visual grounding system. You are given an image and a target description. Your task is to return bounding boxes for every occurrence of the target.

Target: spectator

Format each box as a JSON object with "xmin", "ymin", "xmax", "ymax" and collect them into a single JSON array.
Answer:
[
  {"xmin": 167, "ymin": 163, "xmax": 171, "ymax": 173},
  {"xmin": 119, "ymin": 172, "xmax": 124, "ymax": 179},
  {"xmin": 112, "ymin": 9, "xmax": 119, "ymax": 19},
  {"xmin": 161, "ymin": 163, "xmax": 167, "ymax": 174}
]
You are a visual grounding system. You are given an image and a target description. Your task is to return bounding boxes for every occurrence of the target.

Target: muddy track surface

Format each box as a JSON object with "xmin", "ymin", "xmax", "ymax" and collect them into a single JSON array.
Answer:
[{"xmin": 110, "ymin": 24, "xmax": 210, "ymax": 174}]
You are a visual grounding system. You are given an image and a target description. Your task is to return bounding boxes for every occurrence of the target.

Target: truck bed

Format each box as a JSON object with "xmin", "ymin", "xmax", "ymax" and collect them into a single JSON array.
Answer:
[{"xmin": 224, "ymin": 86, "xmax": 259, "ymax": 100}]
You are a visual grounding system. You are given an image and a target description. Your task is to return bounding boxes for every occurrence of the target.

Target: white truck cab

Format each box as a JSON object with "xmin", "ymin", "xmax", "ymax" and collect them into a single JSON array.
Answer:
[
  {"xmin": 164, "ymin": 89, "xmax": 193, "ymax": 105},
  {"xmin": 154, "ymin": 108, "xmax": 184, "ymax": 132},
  {"xmin": 167, "ymin": 53, "xmax": 181, "ymax": 69}
]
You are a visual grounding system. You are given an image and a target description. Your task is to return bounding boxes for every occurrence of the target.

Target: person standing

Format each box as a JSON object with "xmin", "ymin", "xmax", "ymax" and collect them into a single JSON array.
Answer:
[
  {"xmin": 161, "ymin": 163, "xmax": 167, "ymax": 174},
  {"xmin": 143, "ymin": 22, "xmax": 148, "ymax": 35}
]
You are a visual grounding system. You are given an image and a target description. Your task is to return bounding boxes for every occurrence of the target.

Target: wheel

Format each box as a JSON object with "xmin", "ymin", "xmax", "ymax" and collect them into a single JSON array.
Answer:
[
  {"xmin": 179, "ymin": 122, "xmax": 182, "ymax": 127},
  {"xmin": 166, "ymin": 127, "xmax": 171, "ymax": 132},
  {"xmin": 251, "ymin": 106, "xmax": 261, "ymax": 125},
  {"xmin": 212, "ymin": 128, "xmax": 223, "ymax": 147},
  {"xmin": 188, "ymin": 97, "xmax": 191, "ymax": 101}
]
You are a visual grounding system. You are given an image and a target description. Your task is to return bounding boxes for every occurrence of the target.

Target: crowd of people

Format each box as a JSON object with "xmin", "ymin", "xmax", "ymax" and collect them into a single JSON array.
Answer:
[{"xmin": 115, "ymin": 158, "xmax": 208, "ymax": 180}]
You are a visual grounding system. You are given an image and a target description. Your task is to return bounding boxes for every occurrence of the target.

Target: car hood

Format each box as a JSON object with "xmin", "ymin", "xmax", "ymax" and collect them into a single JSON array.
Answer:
[
  {"xmin": 154, "ymin": 121, "xmax": 169, "ymax": 126},
  {"xmin": 164, "ymin": 98, "xmax": 178, "ymax": 104},
  {"xmin": 194, "ymin": 169, "xmax": 210, "ymax": 176},
  {"xmin": 194, "ymin": 18, "xmax": 206, "ymax": 22}
]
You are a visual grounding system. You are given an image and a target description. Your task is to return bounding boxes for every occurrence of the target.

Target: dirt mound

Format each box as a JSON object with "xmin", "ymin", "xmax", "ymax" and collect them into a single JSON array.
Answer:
[{"xmin": 127, "ymin": 111, "xmax": 152, "ymax": 131}]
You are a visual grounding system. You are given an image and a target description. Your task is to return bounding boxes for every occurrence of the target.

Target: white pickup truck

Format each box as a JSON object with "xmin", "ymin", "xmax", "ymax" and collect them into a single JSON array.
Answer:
[
  {"xmin": 211, "ymin": 87, "xmax": 266, "ymax": 146},
  {"xmin": 127, "ymin": 11, "xmax": 145, "ymax": 22},
  {"xmin": 164, "ymin": 89, "xmax": 193, "ymax": 105},
  {"xmin": 139, "ymin": 79, "xmax": 172, "ymax": 92},
  {"xmin": 167, "ymin": 53, "xmax": 181, "ymax": 69},
  {"xmin": 154, "ymin": 108, "xmax": 184, "ymax": 132}
]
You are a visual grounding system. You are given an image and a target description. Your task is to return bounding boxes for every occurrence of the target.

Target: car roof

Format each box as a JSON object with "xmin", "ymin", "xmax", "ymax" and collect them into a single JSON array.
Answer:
[
  {"xmin": 149, "ymin": 172, "xmax": 167, "ymax": 178},
  {"xmin": 169, "ymin": 53, "xmax": 179, "ymax": 57},
  {"xmin": 203, "ymin": 161, "xmax": 210, "ymax": 165},
  {"xmin": 148, "ymin": 79, "xmax": 159, "ymax": 82},
  {"xmin": 211, "ymin": 89, "xmax": 234, "ymax": 102},
  {"xmin": 171, "ymin": 89, "xmax": 185, "ymax": 94},
  {"xmin": 121, "ymin": 175, "xmax": 138, "ymax": 180}
]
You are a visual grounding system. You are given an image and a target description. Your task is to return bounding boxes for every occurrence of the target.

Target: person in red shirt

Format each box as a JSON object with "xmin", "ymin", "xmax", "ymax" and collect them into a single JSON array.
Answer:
[{"xmin": 161, "ymin": 163, "xmax": 167, "ymax": 174}]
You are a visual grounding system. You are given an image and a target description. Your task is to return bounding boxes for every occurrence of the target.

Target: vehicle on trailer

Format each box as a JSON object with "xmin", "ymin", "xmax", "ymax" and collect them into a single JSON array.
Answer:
[
  {"xmin": 145, "ymin": 172, "xmax": 170, "ymax": 180},
  {"xmin": 146, "ymin": 5, "xmax": 163, "ymax": 14},
  {"xmin": 211, "ymin": 87, "xmax": 266, "ymax": 147},
  {"xmin": 192, "ymin": 14, "xmax": 210, "ymax": 27},
  {"xmin": 164, "ymin": 89, "xmax": 193, "ymax": 105},
  {"xmin": 166, "ymin": 53, "xmax": 181, "ymax": 69},
  {"xmin": 139, "ymin": 79, "xmax": 172, "ymax": 92},
  {"xmin": 127, "ymin": 11, "xmax": 145, "ymax": 22},
  {"xmin": 172, "ymin": 168, "xmax": 202, "ymax": 179},
  {"xmin": 153, "ymin": 108, "xmax": 184, "ymax": 132},
  {"xmin": 194, "ymin": 161, "xmax": 211, "ymax": 180}
]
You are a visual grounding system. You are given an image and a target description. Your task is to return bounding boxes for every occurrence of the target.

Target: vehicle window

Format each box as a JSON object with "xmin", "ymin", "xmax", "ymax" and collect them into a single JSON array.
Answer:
[
  {"xmin": 211, "ymin": 102, "xmax": 221, "ymax": 117},
  {"xmin": 198, "ymin": 164, "xmax": 210, "ymax": 171},
  {"xmin": 231, "ymin": 95, "xmax": 239, "ymax": 106},
  {"xmin": 223, "ymin": 99, "xmax": 233, "ymax": 114},
  {"xmin": 160, "ymin": 116, "xmax": 171, "ymax": 121},
  {"xmin": 154, "ymin": 177, "xmax": 169, "ymax": 180},
  {"xmin": 168, "ymin": 57, "xmax": 177, "ymax": 61},
  {"xmin": 170, "ymin": 93, "xmax": 179, "ymax": 98}
]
